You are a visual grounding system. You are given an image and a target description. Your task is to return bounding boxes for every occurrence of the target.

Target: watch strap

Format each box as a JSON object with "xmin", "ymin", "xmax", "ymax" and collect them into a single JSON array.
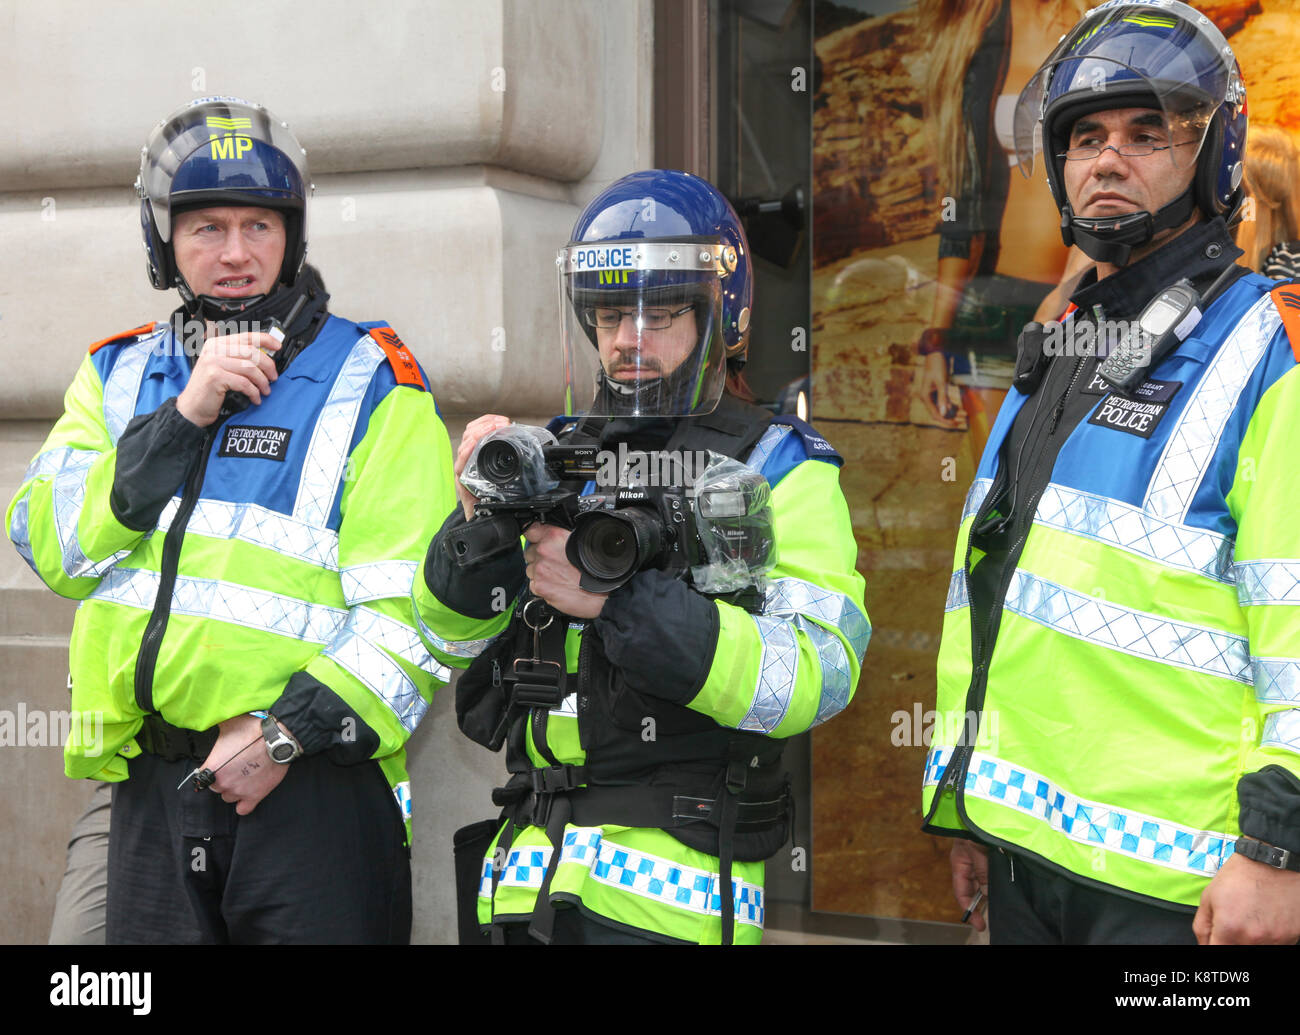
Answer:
[{"xmin": 1234, "ymin": 835, "xmax": 1300, "ymax": 872}]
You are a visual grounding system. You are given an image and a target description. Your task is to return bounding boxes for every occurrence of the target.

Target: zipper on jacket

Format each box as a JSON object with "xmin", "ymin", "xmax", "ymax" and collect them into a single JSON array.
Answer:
[
  {"xmin": 929, "ymin": 354, "xmax": 1090, "ymax": 822},
  {"xmin": 133, "ymin": 420, "xmax": 222, "ymax": 715}
]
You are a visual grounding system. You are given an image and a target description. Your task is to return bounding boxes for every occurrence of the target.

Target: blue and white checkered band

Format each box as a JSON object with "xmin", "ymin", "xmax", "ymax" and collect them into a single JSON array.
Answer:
[
  {"xmin": 102, "ymin": 336, "xmax": 157, "ymax": 443},
  {"xmin": 478, "ymin": 827, "xmax": 765, "ymax": 929},
  {"xmin": 293, "ymin": 332, "xmax": 384, "ymax": 527},
  {"xmin": 88, "ymin": 567, "xmax": 349, "ymax": 645},
  {"xmin": 924, "ymin": 747, "xmax": 1237, "ymax": 877},
  {"xmin": 1262, "ymin": 710, "xmax": 1300, "ymax": 754},
  {"xmin": 945, "ymin": 570, "xmax": 968, "ymax": 612},
  {"xmin": 1253, "ymin": 658, "xmax": 1300, "ymax": 705},
  {"xmin": 1036, "ymin": 483, "xmax": 1234, "ymax": 583},
  {"xmin": 744, "ymin": 424, "xmax": 792, "ymax": 478},
  {"xmin": 1004, "ymin": 569, "xmax": 1252, "ymax": 683},
  {"xmin": 1233, "ymin": 560, "xmax": 1300, "ymax": 606},
  {"xmin": 392, "ymin": 781, "xmax": 412, "ymax": 822},
  {"xmin": 1144, "ymin": 292, "xmax": 1277, "ymax": 523},
  {"xmin": 410, "ymin": 586, "xmax": 500, "ymax": 659},
  {"xmin": 962, "ymin": 477, "xmax": 994, "ymax": 525}
]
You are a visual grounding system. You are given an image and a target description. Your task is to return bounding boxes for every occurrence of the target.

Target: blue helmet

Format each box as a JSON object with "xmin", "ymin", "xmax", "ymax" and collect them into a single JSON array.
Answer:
[
  {"xmin": 567, "ymin": 169, "xmax": 752, "ymax": 366},
  {"xmin": 1013, "ymin": 1, "xmax": 1247, "ymax": 264},
  {"xmin": 136, "ymin": 97, "xmax": 311, "ymax": 300}
]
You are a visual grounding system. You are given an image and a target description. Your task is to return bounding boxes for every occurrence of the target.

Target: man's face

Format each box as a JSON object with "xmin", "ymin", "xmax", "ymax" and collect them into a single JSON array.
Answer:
[
  {"xmin": 594, "ymin": 302, "xmax": 699, "ymax": 382},
  {"xmin": 1063, "ymin": 107, "xmax": 1199, "ymax": 223},
  {"xmin": 171, "ymin": 206, "xmax": 286, "ymax": 300}
]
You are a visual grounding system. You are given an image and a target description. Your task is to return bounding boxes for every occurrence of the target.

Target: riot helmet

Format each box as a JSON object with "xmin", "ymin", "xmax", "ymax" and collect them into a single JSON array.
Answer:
[
  {"xmin": 136, "ymin": 97, "xmax": 311, "ymax": 319},
  {"xmin": 558, "ymin": 170, "xmax": 752, "ymax": 418},
  {"xmin": 1013, "ymin": 1, "xmax": 1247, "ymax": 265}
]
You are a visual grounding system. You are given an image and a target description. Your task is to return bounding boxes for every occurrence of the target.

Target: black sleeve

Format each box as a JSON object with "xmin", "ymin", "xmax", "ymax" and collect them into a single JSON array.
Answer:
[
  {"xmin": 1237, "ymin": 765, "xmax": 1300, "ymax": 855},
  {"xmin": 423, "ymin": 506, "xmax": 527, "ymax": 619},
  {"xmin": 592, "ymin": 569, "xmax": 719, "ymax": 706},
  {"xmin": 269, "ymin": 671, "xmax": 380, "ymax": 764},
  {"xmin": 110, "ymin": 397, "xmax": 208, "ymax": 531}
]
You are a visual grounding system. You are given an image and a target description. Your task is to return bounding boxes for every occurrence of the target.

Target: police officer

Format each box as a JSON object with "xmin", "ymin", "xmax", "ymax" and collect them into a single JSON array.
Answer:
[
  {"xmin": 923, "ymin": 1, "xmax": 1300, "ymax": 944},
  {"xmin": 414, "ymin": 169, "xmax": 869, "ymax": 944},
  {"xmin": 7, "ymin": 97, "xmax": 456, "ymax": 943}
]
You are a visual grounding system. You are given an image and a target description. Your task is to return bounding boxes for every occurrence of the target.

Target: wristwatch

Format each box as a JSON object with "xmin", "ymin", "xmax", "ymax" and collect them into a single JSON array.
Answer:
[
  {"xmin": 1234, "ymin": 835, "xmax": 1300, "ymax": 872},
  {"xmin": 255, "ymin": 711, "xmax": 303, "ymax": 764}
]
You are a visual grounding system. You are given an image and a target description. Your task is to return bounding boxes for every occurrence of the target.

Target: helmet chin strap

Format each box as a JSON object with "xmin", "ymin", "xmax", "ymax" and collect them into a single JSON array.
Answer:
[
  {"xmin": 178, "ymin": 271, "xmax": 316, "ymax": 328},
  {"xmin": 1060, "ymin": 185, "xmax": 1197, "ymax": 266}
]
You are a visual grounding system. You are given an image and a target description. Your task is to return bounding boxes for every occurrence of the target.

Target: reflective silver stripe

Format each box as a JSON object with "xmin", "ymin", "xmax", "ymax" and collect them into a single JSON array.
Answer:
[
  {"xmin": 1037, "ymin": 482, "xmax": 1234, "ymax": 582},
  {"xmin": 744, "ymin": 424, "xmax": 791, "ymax": 477},
  {"xmin": 294, "ymin": 333, "xmax": 383, "ymax": 526},
  {"xmin": 89, "ymin": 568, "xmax": 348, "ymax": 644},
  {"xmin": 46, "ymin": 451, "xmax": 132, "ymax": 579},
  {"xmin": 945, "ymin": 570, "xmax": 968, "ymax": 612},
  {"xmin": 800, "ymin": 618, "xmax": 852, "ymax": 726},
  {"xmin": 962, "ymin": 477, "xmax": 994, "ymax": 524},
  {"xmin": 1262, "ymin": 710, "xmax": 1300, "ymax": 753},
  {"xmin": 102, "ymin": 337, "xmax": 157, "ymax": 443},
  {"xmin": 1232, "ymin": 560, "xmax": 1300, "ymax": 606},
  {"xmin": 763, "ymin": 577, "xmax": 870, "ymax": 660},
  {"xmin": 9, "ymin": 447, "xmax": 103, "ymax": 575},
  {"xmin": 350, "ymin": 605, "xmax": 449, "ymax": 682},
  {"xmin": 1004, "ymin": 569, "xmax": 1251, "ymax": 683},
  {"xmin": 341, "ymin": 560, "xmax": 420, "ymax": 606},
  {"xmin": 1253, "ymin": 658, "xmax": 1300, "ymax": 705},
  {"xmin": 739, "ymin": 614, "xmax": 799, "ymax": 732},
  {"xmin": 761, "ymin": 577, "xmax": 868, "ymax": 728},
  {"xmin": 324, "ymin": 611, "xmax": 430, "ymax": 734},
  {"xmin": 410, "ymin": 586, "xmax": 500, "ymax": 659},
  {"xmin": 930, "ymin": 749, "xmax": 1236, "ymax": 877},
  {"xmin": 159, "ymin": 497, "xmax": 340, "ymax": 569},
  {"xmin": 1144, "ymin": 292, "xmax": 1278, "ymax": 522}
]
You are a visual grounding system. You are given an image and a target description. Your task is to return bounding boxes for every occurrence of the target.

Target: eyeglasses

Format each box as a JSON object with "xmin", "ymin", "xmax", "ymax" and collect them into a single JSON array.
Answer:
[
  {"xmin": 583, "ymin": 304, "xmax": 695, "ymax": 330},
  {"xmin": 1057, "ymin": 141, "xmax": 1195, "ymax": 161}
]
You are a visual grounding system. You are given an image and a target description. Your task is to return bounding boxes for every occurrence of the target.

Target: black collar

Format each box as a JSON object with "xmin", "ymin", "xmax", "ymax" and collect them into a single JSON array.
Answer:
[{"xmin": 1070, "ymin": 217, "xmax": 1243, "ymax": 321}]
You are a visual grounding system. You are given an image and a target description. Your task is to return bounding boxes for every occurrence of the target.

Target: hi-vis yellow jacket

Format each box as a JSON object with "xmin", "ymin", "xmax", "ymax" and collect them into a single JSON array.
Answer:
[
  {"xmin": 6, "ymin": 316, "xmax": 456, "ymax": 837},
  {"xmin": 924, "ymin": 274, "xmax": 1300, "ymax": 907}
]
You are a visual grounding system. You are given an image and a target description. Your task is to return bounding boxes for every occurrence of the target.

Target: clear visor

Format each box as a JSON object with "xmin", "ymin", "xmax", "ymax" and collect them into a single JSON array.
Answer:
[
  {"xmin": 1013, "ymin": 4, "xmax": 1237, "ymax": 178},
  {"xmin": 1015, "ymin": 58, "xmax": 1221, "ymax": 178},
  {"xmin": 558, "ymin": 241, "xmax": 732, "ymax": 418}
]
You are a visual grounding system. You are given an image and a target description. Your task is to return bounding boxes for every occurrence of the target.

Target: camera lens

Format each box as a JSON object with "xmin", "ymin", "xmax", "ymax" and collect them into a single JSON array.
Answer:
[
  {"xmin": 478, "ymin": 440, "xmax": 522, "ymax": 485},
  {"xmin": 569, "ymin": 508, "xmax": 663, "ymax": 590}
]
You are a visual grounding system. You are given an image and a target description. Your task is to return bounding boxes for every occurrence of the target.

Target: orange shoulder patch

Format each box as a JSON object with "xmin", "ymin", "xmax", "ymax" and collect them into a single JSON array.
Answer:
[
  {"xmin": 89, "ymin": 322, "xmax": 157, "ymax": 355},
  {"xmin": 369, "ymin": 325, "xmax": 427, "ymax": 390},
  {"xmin": 1270, "ymin": 283, "xmax": 1300, "ymax": 364}
]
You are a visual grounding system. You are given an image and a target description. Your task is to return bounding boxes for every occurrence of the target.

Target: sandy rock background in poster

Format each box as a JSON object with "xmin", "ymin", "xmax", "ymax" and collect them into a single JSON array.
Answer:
[{"xmin": 810, "ymin": 0, "xmax": 1300, "ymax": 922}]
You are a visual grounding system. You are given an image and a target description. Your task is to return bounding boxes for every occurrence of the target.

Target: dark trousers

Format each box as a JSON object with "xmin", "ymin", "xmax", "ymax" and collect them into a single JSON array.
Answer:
[
  {"xmin": 988, "ymin": 847, "xmax": 1198, "ymax": 945},
  {"xmin": 106, "ymin": 751, "xmax": 411, "ymax": 944}
]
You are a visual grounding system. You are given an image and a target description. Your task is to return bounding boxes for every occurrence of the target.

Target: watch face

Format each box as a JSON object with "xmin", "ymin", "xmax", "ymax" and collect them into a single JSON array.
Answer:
[{"xmin": 270, "ymin": 742, "xmax": 296, "ymax": 763}]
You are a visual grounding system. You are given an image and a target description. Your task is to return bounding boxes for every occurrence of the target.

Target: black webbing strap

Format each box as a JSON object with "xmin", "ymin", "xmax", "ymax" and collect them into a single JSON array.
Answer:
[
  {"xmin": 526, "ymin": 794, "xmax": 573, "ymax": 945},
  {"xmin": 488, "ymin": 815, "xmax": 516, "ymax": 946}
]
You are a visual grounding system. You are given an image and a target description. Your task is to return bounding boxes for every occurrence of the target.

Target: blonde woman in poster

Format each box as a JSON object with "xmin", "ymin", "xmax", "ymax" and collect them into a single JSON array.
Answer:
[
  {"xmin": 1236, "ymin": 124, "xmax": 1300, "ymax": 281},
  {"xmin": 915, "ymin": 0, "xmax": 1090, "ymax": 456}
]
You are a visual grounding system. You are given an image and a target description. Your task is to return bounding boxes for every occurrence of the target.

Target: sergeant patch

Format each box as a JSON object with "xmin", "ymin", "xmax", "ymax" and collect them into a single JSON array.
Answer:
[
  {"xmin": 219, "ymin": 425, "xmax": 292, "ymax": 461},
  {"xmin": 1086, "ymin": 378, "xmax": 1182, "ymax": 439}
]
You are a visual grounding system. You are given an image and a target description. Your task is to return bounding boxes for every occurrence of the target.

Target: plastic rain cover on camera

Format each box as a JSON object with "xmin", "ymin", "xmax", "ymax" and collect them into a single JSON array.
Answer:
[
  {"xmin": 1012, "ymin": 2, "xmax": 1240, "ymax": 179},
  {"xmin": 460, "ymin": 424, "xmax": 560, "ymax": 502},
  {"xmin": 558, "ymin": 239, "xmax": 732, "ymax": 418},
  {"xmin": 689, "ymin": 453, "xmax": 777, "ymax": 594}
]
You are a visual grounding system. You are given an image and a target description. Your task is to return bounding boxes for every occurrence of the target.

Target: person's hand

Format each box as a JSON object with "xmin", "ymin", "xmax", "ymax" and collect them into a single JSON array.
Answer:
[
  {"xmin": 454, "ymin": 414, "xmax": 512, "ymax": 521},
  {"xmin": 176, "ymin": 331, "xmax": 281, "ymax": 427},
  {"xmin": 917, "ymin": 351, "xmax": 962, "ymax": 428},
  {"xmin": 951, "ymin": 838, "xmax": 990, "ymax": 931},
  {"xmin": 523, "ymin": 523, "xmax": 609, "ymax": 619},
  {"xmin": 1193, "ymin": 850, "xmax": 1300, "ymax": 944},
  {"xmin": 200, "ymin": 713, "xmax": 290, "ymax": 816}
]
